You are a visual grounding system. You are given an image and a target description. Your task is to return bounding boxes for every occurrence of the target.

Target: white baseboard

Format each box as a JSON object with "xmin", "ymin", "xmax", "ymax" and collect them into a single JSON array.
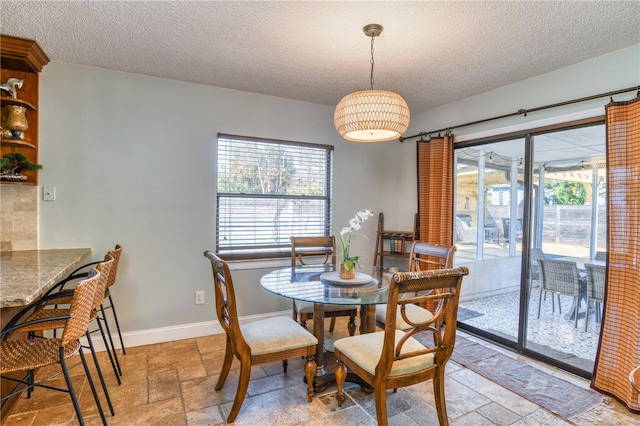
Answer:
[{"xmin": 82, "ymin": 309, "xmax": 291, "ymax": 352}]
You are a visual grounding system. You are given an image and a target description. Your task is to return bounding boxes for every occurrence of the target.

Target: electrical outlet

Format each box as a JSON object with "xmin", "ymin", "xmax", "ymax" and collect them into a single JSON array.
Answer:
[
  {"xmin": 43, "ymin": 186, "xmax": 56, "ymax": 201},
  {"xmin": 195, "ymin": 290, "xmax": 205, "ymax": 305}
]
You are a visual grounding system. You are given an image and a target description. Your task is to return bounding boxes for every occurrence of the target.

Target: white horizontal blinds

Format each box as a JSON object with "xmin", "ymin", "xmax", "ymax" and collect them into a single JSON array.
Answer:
[{"xmin": 217, "ymin": 134, "xmax": 333, "ymax": 260}]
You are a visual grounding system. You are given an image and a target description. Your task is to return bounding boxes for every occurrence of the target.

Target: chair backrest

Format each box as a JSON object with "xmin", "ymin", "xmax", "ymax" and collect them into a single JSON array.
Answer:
[
  {"xmin": 204, "ymin": 251, "xmax": 247, "ymax": 350},
  {"xmin": 379, "ymin": 267, "xmax": 469, "ymax": 375},
  {"xmin": 537, "ymin": 259, "xmax": 581, "ymax": 295},
  {"xmin": 408, "ymin": 241, "xmax": 455, "ymax": 272},
  {"xmin": 60, "ymin": 271, "xmax": 100, "ymax": 346},
  {"xmin": 93, "ymin": 255, "xmax": 114, "ymax": 309},
  {"xmin": 105, "ymin": 244, "xmax": 123, "ymax": 289},
  {"xmin": 530, "ymin": 248, "xmax": 545, "ymax": 280},
  {"xmin": 585, "ymin": 263, "xmax": 606, "ymax": 300},
  {"xmin": 595, "ymin": 251, "xmax": 607, "ymax": 261},
  {"xmin": 502, "ymin": 218, "xmax": 523, "ymax": 239},
  {"xmin": 290, "ymin": 236, "xmax": 336, "ymax": 267}
]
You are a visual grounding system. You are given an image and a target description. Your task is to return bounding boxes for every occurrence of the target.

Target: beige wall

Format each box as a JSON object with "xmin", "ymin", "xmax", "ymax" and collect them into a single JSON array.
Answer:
[{"xmin": 0, "ymin": 185, "xmax": 37, "ymax": 251}]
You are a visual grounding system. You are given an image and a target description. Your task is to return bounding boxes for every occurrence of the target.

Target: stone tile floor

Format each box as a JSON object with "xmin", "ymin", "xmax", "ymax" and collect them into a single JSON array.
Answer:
[{"xmin": 3, "ymin": 319, "xmax": 638, "ymax": 425}]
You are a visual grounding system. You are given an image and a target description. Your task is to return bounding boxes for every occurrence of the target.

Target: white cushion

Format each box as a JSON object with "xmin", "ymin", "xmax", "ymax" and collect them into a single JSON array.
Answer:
[
  {"xmin": 375, "ymin": 303, "xmax": 434, "ymax": 330},
  {"xmin": 295, "ymin": 300, "xmax": 355, "ymax": 315},
  {"xmin": 334, "ymin": 330, "xmax": 435, "ymax": 376},
  {"xmin": 240, "ymin": 316, "xmax": 318, "ymax": 356}
]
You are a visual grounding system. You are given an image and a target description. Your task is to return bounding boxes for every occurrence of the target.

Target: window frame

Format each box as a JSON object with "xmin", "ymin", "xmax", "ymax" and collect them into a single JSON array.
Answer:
[{"xmin": 215, "ymin": 133, "xmax": 334, "ymax": 261}]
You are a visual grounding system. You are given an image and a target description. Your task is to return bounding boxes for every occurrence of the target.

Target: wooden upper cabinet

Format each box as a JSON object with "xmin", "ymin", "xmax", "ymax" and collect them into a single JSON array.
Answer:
[{"xmin": 1, "ymin": 35, "xmax": 49, "ymax": 185}]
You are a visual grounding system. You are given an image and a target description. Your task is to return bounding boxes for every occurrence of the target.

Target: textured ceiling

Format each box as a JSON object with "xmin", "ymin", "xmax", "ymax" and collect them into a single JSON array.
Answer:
[{"xmin": 1, "ymin": 1, "xmax": 639, "ymax": 114}]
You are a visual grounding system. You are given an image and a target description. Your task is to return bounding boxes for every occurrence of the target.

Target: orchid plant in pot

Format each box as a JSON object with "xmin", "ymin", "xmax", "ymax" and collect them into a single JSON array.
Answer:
[{"xmin": 335, "ymin": 209, "xmax": 374, "ymax": 279}]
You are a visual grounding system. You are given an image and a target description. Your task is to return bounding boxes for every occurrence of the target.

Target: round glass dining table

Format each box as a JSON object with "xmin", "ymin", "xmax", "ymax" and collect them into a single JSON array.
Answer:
[{"xmin": 260, "ymin": 264, "xmax": 393, "ymax": 391}]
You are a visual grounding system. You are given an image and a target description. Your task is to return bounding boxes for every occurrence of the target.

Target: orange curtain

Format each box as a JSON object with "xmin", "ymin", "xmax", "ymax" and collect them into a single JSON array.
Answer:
[
  {"xmin": 592, "ymin": 95, "xmax": 640, "ymax": 413},
  {"xmin": 417, "ymin": 135, "xmax": 454, "ymax": 246}
]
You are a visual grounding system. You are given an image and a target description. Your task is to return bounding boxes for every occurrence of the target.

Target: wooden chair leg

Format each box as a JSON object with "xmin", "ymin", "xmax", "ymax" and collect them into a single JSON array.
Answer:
[
  {"xmin": 335, "ymin": 361, "xmax": 347, "ymax": 407},
  {"xmin": 304, "ymin": 355, "xmax": 316, "ymax": 402},
  {"xmin": 433, "ymin": 368, "xmax": 449, "ymax": 426},
  {"xmin": 215, "ymin": 336, "xmax": 234, "ymax": 390},
  {"xmin": 227, "ymin": 359, "xmax": 251, "ymax": 423},
  {"xmin": 374, "ymin": 383, "xmax": 389, "ymax": 426},
  {"xmin": 329, "ymin": 317, "xmax": 337, "ymax": 332}
]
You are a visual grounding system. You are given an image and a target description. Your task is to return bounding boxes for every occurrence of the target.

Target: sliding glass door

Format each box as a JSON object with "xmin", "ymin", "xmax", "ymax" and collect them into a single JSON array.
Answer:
[
  {"xmin": 454, "ymin": 139, "xmax": 525, "ymax": 344},
  {"xmin": 525, "ymin": 125, "xmax": 606, "ymax": 373},
  {"xmin": 454, "ymin": 122, "xmax": 606, "ymax": 377}
]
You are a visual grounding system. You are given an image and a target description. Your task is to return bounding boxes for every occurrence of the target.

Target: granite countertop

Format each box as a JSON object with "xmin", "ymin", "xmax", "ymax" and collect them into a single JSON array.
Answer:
[{"xmin": 0, "ymin": 248, "xmax": 92, "ymax": 308}]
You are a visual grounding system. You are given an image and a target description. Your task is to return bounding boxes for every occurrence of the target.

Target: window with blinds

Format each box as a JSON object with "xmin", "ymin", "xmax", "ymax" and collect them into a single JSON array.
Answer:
[{"xmin": 216, "ymin": 134, "xmax": 334, "ymax": 260}]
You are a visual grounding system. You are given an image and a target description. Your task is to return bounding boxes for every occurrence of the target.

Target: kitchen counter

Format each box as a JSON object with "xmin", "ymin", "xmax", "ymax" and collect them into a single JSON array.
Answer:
[{"xmin": 0, "ymin": 248, "xmax": 92, "ymax": 308}]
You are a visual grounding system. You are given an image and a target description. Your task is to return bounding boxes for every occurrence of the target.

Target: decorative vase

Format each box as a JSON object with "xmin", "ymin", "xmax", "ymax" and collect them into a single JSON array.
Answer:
[
  {"xmin": 339, "ymin": 262, "xmax": 356, "ymax": 280},
  {"xmin": 2, "ymin": 105, "xmax": 28, "ymax": 140}
]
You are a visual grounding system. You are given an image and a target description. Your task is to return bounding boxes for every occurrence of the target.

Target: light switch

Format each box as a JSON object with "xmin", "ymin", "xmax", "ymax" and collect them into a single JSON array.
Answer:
[{"xmin": 43, "ymin": 186, "xmax": 56, "ymax": 201}]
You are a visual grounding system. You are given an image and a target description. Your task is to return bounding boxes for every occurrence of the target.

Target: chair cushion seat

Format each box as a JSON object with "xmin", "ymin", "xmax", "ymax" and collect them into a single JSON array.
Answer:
[
  {"xmin": 295, "ymin": 300, "xmax": 356, "ymax": 315},
  {"xmin": 334, "ymin": 330, "xmax": 434, "ymax": 377},
  {"xmin": 0, "ymin": 339, "xmax": 81, "ymax": 373},
  {"xmin": 375, "ymin": 303, "xmax": 434, "ymax": 330},
  {"xmin": 241, "ymin": 316, "xmax": 318, "ymax": 356}
]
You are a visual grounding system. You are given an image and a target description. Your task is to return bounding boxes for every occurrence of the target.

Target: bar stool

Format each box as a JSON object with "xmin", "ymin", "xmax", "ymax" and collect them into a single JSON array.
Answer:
[{"xmin": 1, "ymin": 271, "xmax": 108, "ymax": 425}]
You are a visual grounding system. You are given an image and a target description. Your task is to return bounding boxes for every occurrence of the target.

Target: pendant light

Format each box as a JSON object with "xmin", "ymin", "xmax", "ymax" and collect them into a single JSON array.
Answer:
[{"xmin": 334, "ymin": 24, "xmax": 410, "ymax": 143}]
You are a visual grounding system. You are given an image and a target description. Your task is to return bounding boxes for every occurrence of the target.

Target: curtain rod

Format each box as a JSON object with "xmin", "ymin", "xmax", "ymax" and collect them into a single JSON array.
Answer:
[{"xmin": 398, "ymin": 85, "xmax": 640, "ymax": 142}]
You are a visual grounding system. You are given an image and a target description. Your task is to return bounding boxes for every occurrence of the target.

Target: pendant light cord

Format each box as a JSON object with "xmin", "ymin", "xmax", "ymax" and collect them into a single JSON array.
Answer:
[{"xmin": 370, "ymin": 35, "xmax": 375, "ymax": 90}]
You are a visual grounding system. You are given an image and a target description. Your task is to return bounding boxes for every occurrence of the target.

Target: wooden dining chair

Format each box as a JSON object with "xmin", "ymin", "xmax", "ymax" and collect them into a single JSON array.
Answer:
[
  {"xmin": 375, "ymin": 241, "xmax": 455, "ymax": 330},
  {"xmin": 334, "ymin": 267, "xmax": 469, "ymax": 426},
  {"xmin": 0, "ymin": 270, "xmax": 108, "ymax": 426},
  {"xmin": 290, "ymin": 236, "xmax": 357, "ymax": 336},
  {"xmin": 204, "ymin": 251, "xmax": 317, "ymax": 423}
]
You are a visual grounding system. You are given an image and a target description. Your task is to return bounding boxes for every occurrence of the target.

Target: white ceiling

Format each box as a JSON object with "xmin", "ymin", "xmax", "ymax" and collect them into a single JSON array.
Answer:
[{"xmin": 1, "ymin": 1, "xmax": 639, "ymax": 114}]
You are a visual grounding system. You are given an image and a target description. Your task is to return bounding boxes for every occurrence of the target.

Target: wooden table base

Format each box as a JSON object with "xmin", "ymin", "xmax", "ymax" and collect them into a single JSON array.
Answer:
[{"xmin": 310, "ymin": 304, "xmax": 376, "ymax": 393}]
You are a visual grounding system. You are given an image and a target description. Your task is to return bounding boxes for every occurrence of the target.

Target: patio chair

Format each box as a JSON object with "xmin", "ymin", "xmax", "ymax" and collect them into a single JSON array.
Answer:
[
  {"xmin": 502, "ymin": 218, "xmax": 523, "ymax": 242},
  {"xmin": 455, "ymin": 216, "xmax": 477, "ymax": 244},
  {"xmin": 537, "ymin": 259, "xmax": 583, "ymax": 328},
  {"xmin": 530, "ymin": 248, "xmax": 545, "ymax": 284},
  {"xmin": 375, "ymin": 241, "xmax": 455, "ymax": 330},
  {"xmin": 290, "ymin": 236, "xmax": 357, "ymax": 336},
  {"xmin": 334, "ymin": 267, "xmax": 469, "ymax": 426},
  {"xmin": 584, "ymin": 263, "xmax": 605, "ymax": 331},
  {"xmin": 595, "ymin": 251, "xmax": 607, "ymax": 261},
  {"xmin": 204, "ymin": 251, "xmax": 317, "ymax": 423}
]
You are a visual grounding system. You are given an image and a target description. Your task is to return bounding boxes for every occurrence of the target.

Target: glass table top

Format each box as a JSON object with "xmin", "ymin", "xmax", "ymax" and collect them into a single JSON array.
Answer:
[{"xmin": 260, "ymin": 264, "xmax": 393, "ymax": 305}]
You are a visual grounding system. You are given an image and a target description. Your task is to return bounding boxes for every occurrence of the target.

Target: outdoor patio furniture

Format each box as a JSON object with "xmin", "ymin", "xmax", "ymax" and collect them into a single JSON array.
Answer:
[
  {"xmin": 455, "ymin": 216, "xmax": 477, "ymax": 244},
  {"xmin": 595, "ymin": 251, "xmax": 607, "ymax": 261},
  {"xmin": 502, "ymin": 218, "xmax": 523, "ymax": 242},
  {"xmin": 530, "ymin": 248, "xmax": 545, "ymax": 284},
  {"xmin": 584, "ymin": 263, "xmax": 605, "ymax": 331},
  {"xmin": 537, "ymin": 259, "xmax": 583, "ymax": 328}
]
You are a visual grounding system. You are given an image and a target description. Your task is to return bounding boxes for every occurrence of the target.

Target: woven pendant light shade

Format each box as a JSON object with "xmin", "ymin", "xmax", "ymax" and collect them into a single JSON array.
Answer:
[{"xmin": 334, "ymin": 89, "xmax": 410, "ymax": 142}]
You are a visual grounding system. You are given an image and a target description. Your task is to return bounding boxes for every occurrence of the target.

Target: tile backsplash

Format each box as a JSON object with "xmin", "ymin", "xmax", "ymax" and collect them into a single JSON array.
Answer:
[{"xmin": 0, "ymin": 185, "xmax": 37, "ymax": 251}]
